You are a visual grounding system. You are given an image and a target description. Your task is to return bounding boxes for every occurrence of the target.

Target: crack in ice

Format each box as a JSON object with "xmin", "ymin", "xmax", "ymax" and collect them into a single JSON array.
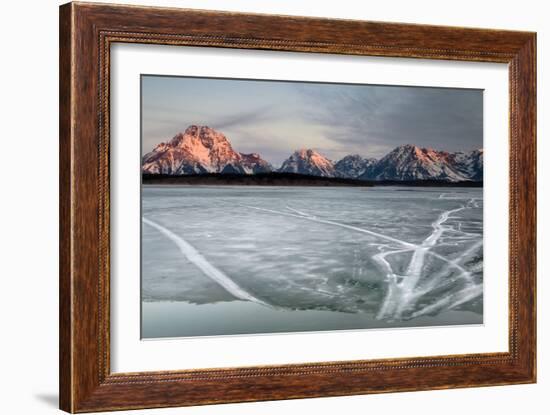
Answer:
[
  {"xmin": 410, "ymin": 284, "xmax": 483, "ymax": 318},
  {"xmin": 143, "ymin": 217, "xmax": 272, "ymax": 308},
  {"xmin": 246, "ymin": 205, "xmax": 417, "ymax": 249},
  {"xmin": 246, "ymin": 197, "xmax": 482, "ymax": 321},
  {"xmin": 379, "ymin": 200, "xmax": 479, "ymax": 319},
  {"xmin": 286, "ymin": 205, "xmax": 317, "ymax": 218},
  {"xmin": 246, "ymin": 205, "xmax": 471, "ymax": 275}
]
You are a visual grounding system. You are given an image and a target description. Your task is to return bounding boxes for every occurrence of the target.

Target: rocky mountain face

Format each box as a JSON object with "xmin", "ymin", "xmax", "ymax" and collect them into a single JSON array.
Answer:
[
  {"xmin": 334, "ymin": 155, "xmax": 377, "ymax": 179},
  {"xmin": 239, "ymin": 153, "xmax": 274, "ymax": 174},
  {"xmin": 276, "ymin": 145, "xmax": 482, "ymax": 182},
  {"xmin": 142, "ymin": 126, "xmax": 482, "ymax": 182},
  {"xmin": 142, "ymin": 125, "xmax": 272, "ymax": 175},
  {"xmin": 359, "ymin": 144, "xmax": 469, "ymax": 182},
  {"xmin": 278, "ymin": 149, "xmax": 336, "ymax": 177},
  {"xmin": 359, "ymin": 144, "xmax": 482, "ymax": 182},
  {"xmin": 450, "ymin": 149, "xmax": 484, "ymax": 181}
]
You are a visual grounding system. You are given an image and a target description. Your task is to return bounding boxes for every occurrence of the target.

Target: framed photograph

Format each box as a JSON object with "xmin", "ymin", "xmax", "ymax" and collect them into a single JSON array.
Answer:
[{"xmin": 59, "ymin": 2, "xmax": 536, "ymax": 412}]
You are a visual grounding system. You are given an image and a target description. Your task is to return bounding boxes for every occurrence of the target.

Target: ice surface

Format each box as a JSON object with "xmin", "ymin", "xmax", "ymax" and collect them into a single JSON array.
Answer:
[{"xmin": 141, "ymin": 186, "xmax": 483, "ymax": 336}]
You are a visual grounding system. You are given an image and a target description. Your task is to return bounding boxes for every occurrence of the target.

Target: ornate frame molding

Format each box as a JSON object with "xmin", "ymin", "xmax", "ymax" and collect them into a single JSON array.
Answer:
[{"xmin": 60, "ymin": 2, "xmax": 536, "ymax": 412}]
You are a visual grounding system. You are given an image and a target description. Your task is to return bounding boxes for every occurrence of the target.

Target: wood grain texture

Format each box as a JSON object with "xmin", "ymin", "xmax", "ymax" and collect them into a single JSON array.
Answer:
[
  {"xmin": 59, "ymin": 3, "xmax": 73, "ymax": 411},
  {"xmin": 59, "ymin": 2, "xmax": 537, "ymax": 412}
]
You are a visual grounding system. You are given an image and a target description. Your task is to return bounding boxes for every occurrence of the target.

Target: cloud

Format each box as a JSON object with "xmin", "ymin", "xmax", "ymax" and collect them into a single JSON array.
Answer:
[
  {"xmin": 212, "ymin": 105, "xmax": 278, "ymax": 130},
  {"xmin": 297, "ymin": 84, "xmax": 483, "ymax": 157},
  {"xmin": 141, "ymin": 76, "xmax": 483, "ymax": 162}
]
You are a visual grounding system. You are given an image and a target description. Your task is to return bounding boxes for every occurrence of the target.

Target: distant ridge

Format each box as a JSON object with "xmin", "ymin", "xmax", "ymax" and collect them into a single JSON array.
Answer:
[
  {"xmin": 142, "ymin": 173, "xmax": 482, "ymax": 188},
  {"xmin": 361, "ymin": 144, "xmax": 483, "ymax": 182},
  {"xmin": 143, "ymin": 125, "xmax": 483, "ymax": 183}
]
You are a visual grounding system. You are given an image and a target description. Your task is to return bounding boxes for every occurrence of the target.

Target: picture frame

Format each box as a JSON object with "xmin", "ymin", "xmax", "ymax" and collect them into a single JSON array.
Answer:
[{"xmin": 59, "ymin": 2, "xmax": 536, "ymax": 412}]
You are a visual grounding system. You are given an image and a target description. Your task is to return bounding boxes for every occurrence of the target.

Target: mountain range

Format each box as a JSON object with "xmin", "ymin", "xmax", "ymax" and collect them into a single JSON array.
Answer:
[{"xmin": 142, "ymin": 125, "xmax": 483, "ymax": 182}]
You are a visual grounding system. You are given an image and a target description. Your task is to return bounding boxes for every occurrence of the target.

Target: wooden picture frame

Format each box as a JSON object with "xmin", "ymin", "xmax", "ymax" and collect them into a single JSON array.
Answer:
[{"xmin": 59, "ymin": 2, "xmax": 536, "ymax": 412}]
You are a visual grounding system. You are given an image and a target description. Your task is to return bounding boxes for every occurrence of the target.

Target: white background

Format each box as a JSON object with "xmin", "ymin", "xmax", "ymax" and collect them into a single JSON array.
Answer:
[{"xmin": 0, "ymin": 0, "xmax": 547, "ymax": 414}]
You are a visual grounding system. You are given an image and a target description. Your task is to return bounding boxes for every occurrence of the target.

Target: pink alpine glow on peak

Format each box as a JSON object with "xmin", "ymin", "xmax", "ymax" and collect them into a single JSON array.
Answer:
[
  {"xmin": 142, "ymin": 125, "xmax": 273, "ymax": 175},
  {"xmin": 142, "ymin": 126, "xmax": 482, "ymax": 182},
  {"xmin": 279, "ymin": 149, "xmax": 336, "ymax": 177},
  {"xmin": 361, "ymin": 144, "xmax": 482, "ymax": 182}
]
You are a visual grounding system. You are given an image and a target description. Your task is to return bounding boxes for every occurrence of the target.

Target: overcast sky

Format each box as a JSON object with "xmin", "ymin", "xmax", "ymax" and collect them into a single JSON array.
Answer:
[{"xmin": 142, "ymin": 75, "xmax": 483, "ymax": 166}]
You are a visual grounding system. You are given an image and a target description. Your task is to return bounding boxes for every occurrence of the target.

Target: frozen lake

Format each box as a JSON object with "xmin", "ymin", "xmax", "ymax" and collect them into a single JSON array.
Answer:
[{"xmin": 141, "ymin": 186, "xmax": 483, "ymax": 338}]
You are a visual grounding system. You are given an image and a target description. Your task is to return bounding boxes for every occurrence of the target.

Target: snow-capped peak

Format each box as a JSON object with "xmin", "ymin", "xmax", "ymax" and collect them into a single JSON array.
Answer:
[
  {"xmin": 278, "ymin": 149, "xmax": 336, "ymax": 177},
  {"xmin": 142, "ymin": 125, "xmax": 272, "ymax": 175},
  {"xmin": 359, "ymin": 144, "xmax": 481, "ymax": 182},
  {"xmin": 142, "ymin": 126, "xmax": 482, "ymax": 182},
  {"xmin": 334, "ymin": 154, "xmax": 377, "ymax": 178}
]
